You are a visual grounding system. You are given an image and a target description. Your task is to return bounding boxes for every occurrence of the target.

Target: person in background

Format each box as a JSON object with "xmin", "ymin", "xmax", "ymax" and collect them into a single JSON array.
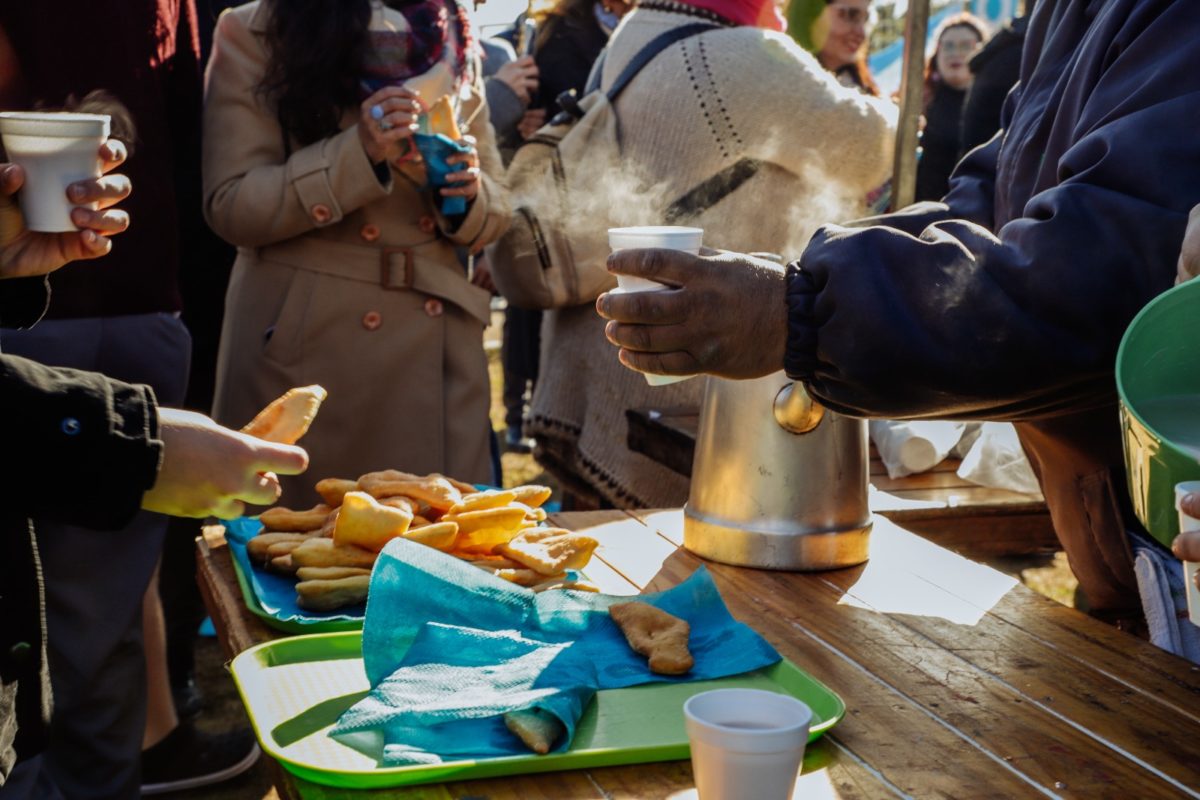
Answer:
[
  {"xmin": 789, "ymin": 0, "xmax": 881, "ymax": 97},
  {"xmin": 528, "ymin": 0, "xmax": 895, "ymax": 509},
  {"xmin": 914, "ymin": 13, "xmax": 986, "ymax": 202},
  {"xmin": 597, "ymin": 0, "xmax": 1200, "ymax": 638},
  {"xmin": 0, "ymin": 160, "xmax": 309, "ymax": 796},
  {"xmin": 205, "ymin": 0, "xmax": 510, "ymax": 495},
  {"xmin": 499, "ymin": 0, "xmax": 632, "ymax": 457},
  {"xmin": 959, "ymin": 0, "xmax": 1035, "ymax": 155},
  {"xmin": 0, "ymin": 3, "xmax": 260, "ymax": 795},
  {"xmin": 480, "ymin": 38, "xmax": 539, "ymax": 155}
]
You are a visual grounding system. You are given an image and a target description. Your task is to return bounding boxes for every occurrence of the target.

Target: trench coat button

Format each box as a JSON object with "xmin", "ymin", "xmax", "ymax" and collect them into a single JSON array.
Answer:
[
  {"xmin": 362, "ymin": 311, "xmax": 383, "ymax": 331},
  {"xmin": 7, "ymin": 642, "xmax": 32, "ymax": 667},
  {"xmin": 424, "ymin": 298, "xmax": 444, "ymax": 318},
  {"xmin": 360, "ymin": 223, "xmax": 381, "ymax": 242},
  {"xmin": 310, "ymin": 203, "xmax": 332, "ymax": 223},
  {"xmin": 418, "ymin": 215, "xmax": 437, "ymax": 234},
  {"xmin": 61, "ymin": 417, "xmax": 82, "ymax": 436}
]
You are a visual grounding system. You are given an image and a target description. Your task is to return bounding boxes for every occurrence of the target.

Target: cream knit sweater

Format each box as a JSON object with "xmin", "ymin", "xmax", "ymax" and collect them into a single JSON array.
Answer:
[{"xmin": 528, "ymin": 5, "xmax": 897, "ymax": 508}]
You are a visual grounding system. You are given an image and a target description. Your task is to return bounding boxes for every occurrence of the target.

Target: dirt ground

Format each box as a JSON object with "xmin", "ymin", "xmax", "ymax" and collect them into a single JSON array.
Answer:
[{"xmin": 162, "ymin": 320, "xmax": 1077, "ymax": 798}]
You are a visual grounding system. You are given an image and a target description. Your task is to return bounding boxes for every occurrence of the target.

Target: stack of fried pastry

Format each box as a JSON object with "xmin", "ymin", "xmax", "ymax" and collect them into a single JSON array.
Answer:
[{"xmin": 244, "ymin": 471, "xmax": 600, "ymax": 611}]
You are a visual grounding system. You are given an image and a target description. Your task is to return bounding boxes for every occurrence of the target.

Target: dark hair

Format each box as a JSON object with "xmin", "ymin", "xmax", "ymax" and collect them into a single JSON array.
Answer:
[
  {"xmin": 533, "ymin": 0, "xmax": 597, "ymax": 52},
  {"xmin": 259, "ymin": 0, "xmax": 373, "ymax": 147},
  {"xmin": 922, "ymin": 13, "xmax": 987, "ymax": 106}
]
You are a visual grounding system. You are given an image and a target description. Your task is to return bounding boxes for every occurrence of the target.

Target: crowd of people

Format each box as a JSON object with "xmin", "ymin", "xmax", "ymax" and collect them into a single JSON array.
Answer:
[{"xmin": 1, "ymin": 0, "xmax": 1198, "ymax": 796}]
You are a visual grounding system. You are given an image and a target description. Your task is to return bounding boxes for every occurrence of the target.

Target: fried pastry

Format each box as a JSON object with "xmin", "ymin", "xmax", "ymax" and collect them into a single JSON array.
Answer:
[{"xmin": 609, "ymin": 602, "xmax": 693, "ymax": 675}]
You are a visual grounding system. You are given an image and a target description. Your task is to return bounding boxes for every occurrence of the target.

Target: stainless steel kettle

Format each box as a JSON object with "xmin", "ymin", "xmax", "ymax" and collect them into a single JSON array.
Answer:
[{"xmin": 683, "ymin": 373, "xmax": 872, "ymax": 570}]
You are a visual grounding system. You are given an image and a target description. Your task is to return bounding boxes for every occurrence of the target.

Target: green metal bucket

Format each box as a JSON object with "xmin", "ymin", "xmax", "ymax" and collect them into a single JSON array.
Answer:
[{"xmin": 1116, "ymin": 278, "xmax": 1200, "ymax": 548}]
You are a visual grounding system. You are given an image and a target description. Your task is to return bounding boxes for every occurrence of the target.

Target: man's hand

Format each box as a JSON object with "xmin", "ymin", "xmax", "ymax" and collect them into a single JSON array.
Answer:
[
  {"xmin": 595, "ymin": 249, "xmax": 789, "ymax": 380},
  {"xmin": 1177, "ymin": 204, "xmax": 1200, "ymax": 285},
  {"xmin": 1175, "ymin": 492, "xmax": 1200, "ymax": 570},
  {"xmin": 0, "ymin": 140, "xmax": 131, "ymax": 278},
  {"xmin": 495, "ymin": 55, "xmax": 539, "ymax": 106},
  {"xmin": 141, "ymin": 409, "xmax": 309, "ymax": 520}
]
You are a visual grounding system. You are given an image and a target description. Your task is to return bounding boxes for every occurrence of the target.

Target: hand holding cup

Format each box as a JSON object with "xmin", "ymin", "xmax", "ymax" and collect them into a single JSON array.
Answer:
[{"xmin": 0, "ymin": 138, "xmax": 130, "ymax": 279}]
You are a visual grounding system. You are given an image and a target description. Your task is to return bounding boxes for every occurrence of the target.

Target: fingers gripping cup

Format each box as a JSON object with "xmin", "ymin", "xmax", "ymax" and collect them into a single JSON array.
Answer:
[
  {"xmin": 0, "ymin": 112, "xmax": 111, "ymax": 232},
  {"xmin": 684, "ymin": 689, "xmax": 812, "ymax": 800},
  {"xmin": 607, "ymin": 226, "xmax": 703, "ymax": 387}
]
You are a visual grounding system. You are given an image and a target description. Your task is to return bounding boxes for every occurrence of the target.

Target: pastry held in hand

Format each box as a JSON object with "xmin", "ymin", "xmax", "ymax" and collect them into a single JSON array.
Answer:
[
  {"xmin": 609, "ymin": 601, "xmax": 694, "ymax": 675},
  {"xmin": 241, "ymin": 385, "xmax": 327, "ymax": 444}
]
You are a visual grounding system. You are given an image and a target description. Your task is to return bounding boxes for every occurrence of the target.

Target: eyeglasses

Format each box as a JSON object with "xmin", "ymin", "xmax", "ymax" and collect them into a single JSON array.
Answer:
[{"xmin": 829, "ymin": 4, "xmax": 872, "ymax": 27}]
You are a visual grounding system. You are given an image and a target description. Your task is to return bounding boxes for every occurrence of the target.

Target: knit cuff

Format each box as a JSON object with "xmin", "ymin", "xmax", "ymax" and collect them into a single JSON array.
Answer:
[{"xmin": 783, "ymin": 261, "xmax": 818, "ymax": 382}]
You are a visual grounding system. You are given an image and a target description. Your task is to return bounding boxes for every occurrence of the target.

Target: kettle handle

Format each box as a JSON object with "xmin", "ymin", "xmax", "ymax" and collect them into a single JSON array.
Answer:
[{"xmin": 773, "ymin": 382, "xmax": 825, "ymax": 434}]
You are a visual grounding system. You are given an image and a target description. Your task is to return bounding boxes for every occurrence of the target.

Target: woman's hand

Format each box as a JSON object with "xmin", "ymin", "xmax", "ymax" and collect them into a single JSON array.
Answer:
[
  {"xmin": 441, "ymin": 135, "xmax": 480, "ymax": 203},
  {"xmin": 518, "ymin": 108, "xmax": 546, "ymax": 140},
  {"xmin": 359, "ymin": 86, "xmax": 421, "ymax": 164},
  {"xmin": 0, "ymin": 140, "xmax": 131, "ymax": 278}
]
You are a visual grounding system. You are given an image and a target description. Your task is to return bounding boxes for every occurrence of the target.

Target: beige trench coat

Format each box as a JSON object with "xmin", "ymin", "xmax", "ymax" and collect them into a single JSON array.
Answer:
[{"xmin": 203, "ymin": 2, "xmax": 510, "ymax": 501}]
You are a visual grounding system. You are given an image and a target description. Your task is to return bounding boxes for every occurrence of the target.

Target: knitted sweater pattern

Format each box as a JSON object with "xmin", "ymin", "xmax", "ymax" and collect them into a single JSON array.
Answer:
[{"xmin": 528, "ymin": 6, "xmax": 896, "ymax": 508}]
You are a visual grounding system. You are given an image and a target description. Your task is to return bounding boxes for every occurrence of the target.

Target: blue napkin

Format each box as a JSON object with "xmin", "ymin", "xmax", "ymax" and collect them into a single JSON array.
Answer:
[
  {"xmin": 224, "ymin": 517, "xmax": 365, "ymax": 626},
  {"xmin": 330, "ymin": 538, "xmax": 780, "ymax": 765},
  {"xmin": 413, "ymin": 132, "xmax": 469, "ymax": 216}
]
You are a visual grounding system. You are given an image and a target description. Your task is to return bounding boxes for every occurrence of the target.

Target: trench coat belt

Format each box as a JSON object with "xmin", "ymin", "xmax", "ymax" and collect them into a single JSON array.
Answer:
[{"xmin": 256, "ymin": 236, "xmax": 492, "ymax": 325}]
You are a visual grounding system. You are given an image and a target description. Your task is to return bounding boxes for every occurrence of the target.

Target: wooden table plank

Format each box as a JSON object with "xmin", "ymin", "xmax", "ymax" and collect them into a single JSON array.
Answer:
[
  {"xmin": 625, "ymin": 509, "xmax": 1200, "ymax": 798},
  {"xmin": 198, "ymin": 510, "xmax": 1200, "ymax": 798}
]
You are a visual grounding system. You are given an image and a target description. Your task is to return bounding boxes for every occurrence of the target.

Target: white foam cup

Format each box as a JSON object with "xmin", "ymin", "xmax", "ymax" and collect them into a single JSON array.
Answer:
[
  {"xmin": 607, "ymin": 226, "xmax": 703, "ymax": 387},
  {"xmin": 684, "ymin": 688, "xmax": 812, "ymax": 800},
  {"xmin": 1176, "ymin": 481, "xmax": 1200, "ymax": 626},
  {"xmin": 0, "ymin": 112, "xmax": 111, "ymax": 232}
]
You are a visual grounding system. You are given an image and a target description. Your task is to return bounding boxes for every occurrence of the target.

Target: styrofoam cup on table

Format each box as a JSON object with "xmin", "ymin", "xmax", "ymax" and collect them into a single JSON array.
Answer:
[
  {"xmin": 684, "ymin": 688, "xmax": 811, "ymax": 800},
  {"xmin": 1176, "ymin": 481, "xmax": 1200, "ymax": 626},
  {"xmin": 0, "ymin": 112, "xmax": 110, "ymax": 232},
  {"xmin": 607, "ymin": 226, "xmax": 703, "ymax": 387}
]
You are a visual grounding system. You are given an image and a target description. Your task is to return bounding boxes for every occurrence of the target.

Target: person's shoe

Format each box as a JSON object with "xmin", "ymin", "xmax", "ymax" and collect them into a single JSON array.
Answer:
[
  {"xmin": 171, "ymin": 675, "xmax": 205, "ymax": 721},
  {"xmin": 505, "ymin": 425, "xmax": 535, "ymax": 454},
  {"xmin": 140, "ymin": 721, "xmax": 261, "ymax": 795}
]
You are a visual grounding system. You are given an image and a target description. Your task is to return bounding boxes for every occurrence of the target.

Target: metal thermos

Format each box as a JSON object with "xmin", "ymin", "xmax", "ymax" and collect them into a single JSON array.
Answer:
[{"xmin": 683, "ymin": 373, "xmax": 872, "ymax": 570}]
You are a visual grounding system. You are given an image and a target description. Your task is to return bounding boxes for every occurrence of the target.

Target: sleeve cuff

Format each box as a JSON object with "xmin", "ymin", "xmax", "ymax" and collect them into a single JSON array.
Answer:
[
  {"xmin": 288, "ymin": 125, "xmax": 392, "ymax": 227},
  {"xmin": 783, "ymin": 261, "xmax": 819, "ymax": 382},
  {"xmin": 438, "ymin": 173, "xmax": 494, "ymax": 247}
]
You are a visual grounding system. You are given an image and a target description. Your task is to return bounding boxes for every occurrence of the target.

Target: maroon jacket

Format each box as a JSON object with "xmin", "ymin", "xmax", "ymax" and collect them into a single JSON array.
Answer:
[{"xmin": 0, "ymin": 0, "xmax": 204, "ymax": 319}]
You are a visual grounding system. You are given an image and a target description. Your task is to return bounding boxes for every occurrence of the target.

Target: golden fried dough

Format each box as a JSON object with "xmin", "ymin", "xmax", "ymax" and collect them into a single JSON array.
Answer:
[
  {"xmin": 499, "ymin": 528, "xmax": 598, "ymax": 576},
  {"xmin": 241, "ymin": 385, "xmax": 327, "ymax": 444},
  {"xmin": 609, "ymin": 602, "xmax": 693, "ymax": 675},
  {"xmin": 295, "ymin": 575, "xmax": 370, "ymax": 611},
  {"xmin": 246, "ymin": 532, "xmax": 314, "ymax": 564},
  {"xmin": 269, "ymin": 553, "xmax": 296, "ymax": 574},
  {"xmin": 315, "ymin": 478, "xmax": 358, "ymax": 507},
  {"xmin": 504, "ymin": 708, "xmax": 564, "ymax": 755},
  {"xmin": 295, "ymin": 566, "xmax": 372, "ymax": 581},
  {"xmin": 511, "ymin": 485, "xmax": 553, "ymax": 508},
  {"xmin": 333, "ymin": 491, "xmax": 412, "ymax": 552},
  {"xmin": 447, "ymin": 489, "xmax": 516, "ymax": 516},
  {"xmin": 447, "ymin": 506, "xmax": 527, "ymax": 534},
  {"xmin": 259, "ymin": 504, "xmax": 332, "ymax": 532},
  {"xmin": 401, "ymin": 521, "xmax": 458, "ymax": 551},
  {"xmin": 290, "ymin": 537, "xmax": 378, "ymax": 570}
]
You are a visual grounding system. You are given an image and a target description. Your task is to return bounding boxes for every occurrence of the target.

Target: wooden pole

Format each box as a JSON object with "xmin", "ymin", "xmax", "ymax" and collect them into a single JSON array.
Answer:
[{"xmin": 891, "ymin": 0, "xmax": 931, "ymax": 209}]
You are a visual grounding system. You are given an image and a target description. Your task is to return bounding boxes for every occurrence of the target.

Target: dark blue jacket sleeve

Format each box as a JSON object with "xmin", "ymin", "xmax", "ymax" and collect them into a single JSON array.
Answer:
[
  {"xmin": 785, "ymin": 0, "xmax": 1200, "ymax": 422},
  {"xmin": 1, "ymin": 354, "xmax": 163, "ymax": 530}
]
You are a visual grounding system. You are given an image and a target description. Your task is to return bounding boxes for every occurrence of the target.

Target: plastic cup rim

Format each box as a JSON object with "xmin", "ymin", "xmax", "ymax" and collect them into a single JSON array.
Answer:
[
  {"xmin": 683, "ymin": 688, "xmax": 813, "ymax": 737},
  {"xmin": 0, "ymin": 111, "xmax": 111, "ymax": 138}
]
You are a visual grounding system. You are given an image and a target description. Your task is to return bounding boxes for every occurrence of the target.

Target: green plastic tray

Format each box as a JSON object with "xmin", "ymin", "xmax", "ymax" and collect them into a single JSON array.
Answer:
[
  {"xmin": 231, "ymin": 631, "xmax": 845, "ymax": 790},
  {"xmin": 229, "ymin": 546, "xmax": 363, "ymax": 635}
]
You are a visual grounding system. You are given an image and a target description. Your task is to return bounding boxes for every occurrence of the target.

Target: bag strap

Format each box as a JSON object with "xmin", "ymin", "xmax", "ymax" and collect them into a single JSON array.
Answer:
[
  {"xmin": 664, "ymin": 158, "xmax": 764, "ymax": 223},
  {"xmin": 606, "ymin": 23, "xmax": 718, "ymax": 103}
]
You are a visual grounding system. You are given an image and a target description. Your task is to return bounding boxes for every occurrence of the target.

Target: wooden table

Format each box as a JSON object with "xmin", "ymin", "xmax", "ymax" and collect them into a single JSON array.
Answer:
[
  {"xmin": 198, "ymin": 511, "xmax": 1200, "ymax": 799},
  {"xmin": 627, "ymin": 407, "xmax": 1057, "ymax": 558}
]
